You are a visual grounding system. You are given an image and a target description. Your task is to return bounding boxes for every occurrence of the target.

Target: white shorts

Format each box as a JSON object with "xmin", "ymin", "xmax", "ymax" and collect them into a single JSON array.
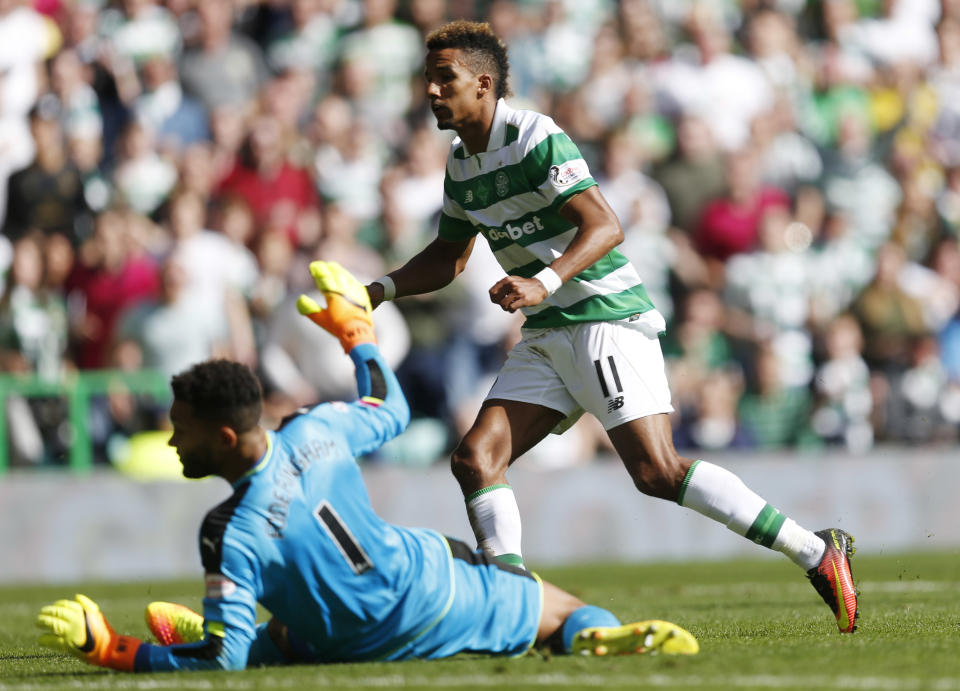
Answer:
[{"xmin": 486, "ymin": 312, "xmax": 674, "ymax": 434}]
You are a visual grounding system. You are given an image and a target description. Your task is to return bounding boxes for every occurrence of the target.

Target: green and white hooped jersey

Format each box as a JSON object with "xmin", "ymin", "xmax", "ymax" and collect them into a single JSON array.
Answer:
[{"xmin": 438, "ymin": 99, "xmax": 656, "ymax": 329}]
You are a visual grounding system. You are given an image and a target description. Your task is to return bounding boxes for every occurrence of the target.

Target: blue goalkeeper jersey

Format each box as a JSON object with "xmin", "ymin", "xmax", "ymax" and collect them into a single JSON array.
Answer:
[{"xmin": 137, "ymin": 343, "xmax": 463, "ymax": 671}]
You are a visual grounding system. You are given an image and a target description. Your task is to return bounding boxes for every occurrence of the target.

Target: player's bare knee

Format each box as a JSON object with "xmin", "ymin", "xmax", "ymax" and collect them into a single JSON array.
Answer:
[
  {"xmin": 626, "ymin": 453, "xmax": 688, "ymax": 500},
  {"xmin": 450, "ymin": 441, "xmax": 493, "ymax": 488}
]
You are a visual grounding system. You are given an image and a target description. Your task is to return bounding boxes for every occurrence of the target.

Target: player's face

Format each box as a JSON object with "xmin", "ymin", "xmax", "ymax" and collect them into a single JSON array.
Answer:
[
  {"xmin": 168, "ymin": 400, "xmax": 218, "ymax": 479},
  {"xmin": 425, "ymin": 48, "xmax": 483, "ymax": 132}
]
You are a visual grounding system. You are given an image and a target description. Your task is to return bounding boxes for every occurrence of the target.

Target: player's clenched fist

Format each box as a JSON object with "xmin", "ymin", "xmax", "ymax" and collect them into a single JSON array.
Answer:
[
  {"xmin": 297, "ymin": 261, "xmax": 376, "ymax": 353},
  {"xmin": 489, "ymin": 275, "xmax": 549, "ymax": 313}
]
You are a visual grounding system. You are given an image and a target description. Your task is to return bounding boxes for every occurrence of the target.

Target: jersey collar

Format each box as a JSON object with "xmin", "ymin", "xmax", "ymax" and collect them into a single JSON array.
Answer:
[{"xmin": 461, "ymin": 98, "xmax": 511, "ymax": 157}]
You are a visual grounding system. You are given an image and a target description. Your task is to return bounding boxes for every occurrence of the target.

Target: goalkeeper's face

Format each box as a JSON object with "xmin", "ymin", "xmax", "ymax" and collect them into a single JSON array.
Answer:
[{"xmin": 168, "ymin": 401, "xmax": 220, "ymax": 479}]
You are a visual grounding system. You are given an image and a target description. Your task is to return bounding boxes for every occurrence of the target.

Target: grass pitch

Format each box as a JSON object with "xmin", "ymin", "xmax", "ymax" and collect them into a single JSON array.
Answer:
[{"xmin": 2, "ymin": 551, "xmax": 958, "ymax": 691}]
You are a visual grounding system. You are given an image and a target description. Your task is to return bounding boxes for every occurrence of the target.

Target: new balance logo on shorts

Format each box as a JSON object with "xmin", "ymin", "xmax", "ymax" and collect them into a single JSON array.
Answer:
[{"xmin": 595, "ymin": 357, "xmax": 625, "ymax": 413}]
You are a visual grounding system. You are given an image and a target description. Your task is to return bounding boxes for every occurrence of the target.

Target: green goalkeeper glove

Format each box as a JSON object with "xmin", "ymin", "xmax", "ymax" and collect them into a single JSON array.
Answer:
[
  {"xmin": 296, "ymin": 261, "xmax": 376, "ymax": 353},
  {"xmin": 37, "ymin": 593, "xmax": 142, "ymax": 671}
]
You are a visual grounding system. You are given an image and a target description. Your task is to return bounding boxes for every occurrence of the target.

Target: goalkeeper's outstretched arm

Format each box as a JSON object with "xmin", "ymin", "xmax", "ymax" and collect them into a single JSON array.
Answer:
[{"xmin": 297, "ymin": 261, "xmax": 410, "ymax": 456}]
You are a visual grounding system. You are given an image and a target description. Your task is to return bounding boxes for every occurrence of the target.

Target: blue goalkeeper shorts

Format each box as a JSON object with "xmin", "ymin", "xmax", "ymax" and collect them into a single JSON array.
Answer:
[{"xmin": 389, "ymin": 536, "xmax": 543, "ymax": 660}]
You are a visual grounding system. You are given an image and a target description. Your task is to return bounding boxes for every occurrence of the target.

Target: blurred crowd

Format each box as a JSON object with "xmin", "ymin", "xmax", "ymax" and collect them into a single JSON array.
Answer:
[{"xmin": 2, "ymin": 0, "xmax": 960, "ymax": 468}]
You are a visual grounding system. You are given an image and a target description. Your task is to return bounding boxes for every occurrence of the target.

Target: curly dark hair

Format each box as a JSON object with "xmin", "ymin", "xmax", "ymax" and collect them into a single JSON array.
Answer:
[
  {"xmin": 171, "ymin": 359, "xmax": 262, "ymax": 432},
  {"xmin": 426, "ymin": 20, "xmax": 512, "ymax": 100}
]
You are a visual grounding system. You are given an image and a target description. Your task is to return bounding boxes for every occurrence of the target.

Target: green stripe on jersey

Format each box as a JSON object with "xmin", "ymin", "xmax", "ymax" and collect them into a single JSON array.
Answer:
[
  {"xmin": 503, "ymin": 249, "xmax": 631, "ymax": 281},
  {"xmin": 522, "ymin": 284, "xmax": 656, "ymax": 329},
  {"xmin": 438, "ymin": 211, "xmax": 477, "ymax": 242},
  {"xmin": 444, "ymin": 133, "xmax": 585, "ymax": 212},
  {"xmin": 744, "ymin": 504, "xmax": 787, "ymax": 548}
]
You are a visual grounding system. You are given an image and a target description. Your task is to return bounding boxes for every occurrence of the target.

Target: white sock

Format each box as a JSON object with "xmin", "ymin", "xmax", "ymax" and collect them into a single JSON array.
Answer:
[
  {"xmin": 465, "ymin": 485, "xmax": 524, "ymax": 567},
  {"xmin": 678, "ymin": 461, "xmax": 825, "ymax": 570},
  {"xmin": 772, "ymin": 518, "xmax": 826, "ymax": 571}
]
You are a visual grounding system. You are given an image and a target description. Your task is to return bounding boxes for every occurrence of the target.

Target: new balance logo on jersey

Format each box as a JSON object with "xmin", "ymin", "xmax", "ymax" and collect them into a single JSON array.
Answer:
[
  {"xmin": 486, "ymin": 216, "xmax": 545, "ymax": 242},
  {"xmin": 607, "ymin": 396, "xmax": 624, "ymax": 413}
]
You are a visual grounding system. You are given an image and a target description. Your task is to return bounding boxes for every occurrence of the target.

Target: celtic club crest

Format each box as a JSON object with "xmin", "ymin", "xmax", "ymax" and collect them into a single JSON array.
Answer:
[{"xmin": 495, "ymin": 171, "xmax": 509, "ymax": 197}]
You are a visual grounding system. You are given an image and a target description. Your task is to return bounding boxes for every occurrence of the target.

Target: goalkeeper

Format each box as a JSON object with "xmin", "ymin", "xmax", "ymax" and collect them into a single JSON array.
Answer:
[{"xmin": 36, "ymin": 261, "xmax": 698, "ymax": 672}]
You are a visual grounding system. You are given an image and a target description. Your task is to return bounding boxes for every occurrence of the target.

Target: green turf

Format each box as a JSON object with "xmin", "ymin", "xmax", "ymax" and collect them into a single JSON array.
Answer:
[{"xmin": 2, "ymin": 551, "xmax": 959, "ymax": 690}]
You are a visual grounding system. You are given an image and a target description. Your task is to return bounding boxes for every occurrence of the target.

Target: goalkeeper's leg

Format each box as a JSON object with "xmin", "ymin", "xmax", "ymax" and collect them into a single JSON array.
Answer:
[{"xmin": 540, "ymin": 580, "xmax": 698, "ymax": 656}]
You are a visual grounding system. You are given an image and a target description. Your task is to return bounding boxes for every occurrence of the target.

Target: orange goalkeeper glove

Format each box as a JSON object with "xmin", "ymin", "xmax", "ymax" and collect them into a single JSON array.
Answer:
[
  {"xmin": 36, "ymin": 593, "xmax": 142, "ymax": 671},
  {"xmin": 296, "ymin": 261, "xmax": 376, "ymax": 353}
]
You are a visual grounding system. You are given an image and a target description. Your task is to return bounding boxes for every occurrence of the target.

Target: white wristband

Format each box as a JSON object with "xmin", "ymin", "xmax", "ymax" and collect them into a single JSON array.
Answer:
[
  {"xmin": 375, "ymin": 275, "xmax": 396, "ymax": 301},
  {"xmin": 533, "ymin": 267, "xmax": 562, "ymax": 296}
]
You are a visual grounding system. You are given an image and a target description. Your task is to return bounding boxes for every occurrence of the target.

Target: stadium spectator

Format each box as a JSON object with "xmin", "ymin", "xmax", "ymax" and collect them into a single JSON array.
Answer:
[
  {"xmin": 3, "ymin": 98, "xmax": 90, "ymax": 244},
  {"xmin": 851, "ymin": 241, "xmax": 930, "ymax": 372},
  {"xmin": 178, "ymin": 0, "xmax": 268, "ymax": 110},
  {"xmin": 651, "ymin": 5, "xmax": 773, "ymax": 152},
  {"xmin": 264, "ymin": 0, "xmax": 341, "ymax": 82},
  {"xmin": 817, "ymin": 102, "xmax": 901, "ymax": 251},
  {"xmin": 653, "ymin": 112, "xmax": 726, "ymax": 235},
  {"xmin": 750, "ymin": 95, "xmax": 823, "ymax": 196},
  {"xmin": 0, "ymin": 234, "xmax": 70, "ymax": 465},
  {"xmin": 738, "ymin": 340, "xmax": 818, "ymax": 449},
  {"xmin": 164, "ymin": 192, "xmax": 257, "ymax": 367},
  {"xmin": 115, "ymin": 254, "xmax": 227, "ymax": 379},
  {"xmin": 696, "ymin": 147, "xmax": 792, "ymax": 265},
  {"xmin": 134, "ymin": 52, "xmax": 210, "ymax": 152},
  {"xmin": 65, "ymin": 209, "xmax": 160, "ymax": 369},
  {"xmin": 312, "ymin": 118, "xmax": 384, "ymax": 230},
  {"xmin": 48, "ymin": 47, "xmax": 103, "ymax": 147},
  {"xmin": 217, "ymin": 113, "xmax": 318, "ymax": 244},
  {"xmin": 0, "ymin": 0, "xmax": 54, "ymax": 224},
  {"xmin": 810, "ymin": 313, "xmax": 874, "ymax": 452},
  {"xmin": 337, "ymin": 0, "xmax": 422, "ymax": 144},
  {"xmin": 111, "ymin": 119, "xmax": 178, "ymax": 216}
]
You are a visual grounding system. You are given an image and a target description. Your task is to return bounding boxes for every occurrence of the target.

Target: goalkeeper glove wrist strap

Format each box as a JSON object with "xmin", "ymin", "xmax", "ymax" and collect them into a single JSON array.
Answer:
[
  {"xmin": 338, "ymin": 320, "xmax": 376, "ymax": 353},
  {"xmin": 87, "ymin": 634, "xmax": 143, "ymax": 671}
]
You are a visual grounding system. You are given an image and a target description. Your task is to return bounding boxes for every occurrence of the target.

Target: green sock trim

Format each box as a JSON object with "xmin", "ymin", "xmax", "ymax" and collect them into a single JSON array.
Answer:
[
  {"xmin": 676, "ymin": 460, "xmax": 701, "ymax": 506},
  {"xmin": 495, "ymin": 553, "xmax": 525, "ymax": 567},
  {"xmin": 465, "ymin": 483, "xmax": 512, "ymax": 503},
  {"xmin": 744, "ymin": 504, "xmax": 787, "ymax": 548}
]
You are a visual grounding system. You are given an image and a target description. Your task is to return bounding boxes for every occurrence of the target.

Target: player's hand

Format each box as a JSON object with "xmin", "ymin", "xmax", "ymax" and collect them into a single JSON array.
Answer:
[
  {"xmin": 489, "ymin": 275, "xmax": 549, "ymax": 313},
  {"xmin": 297, "ymin": 261, "xmax": 376, "ymax": 353},
  {"xmin": 36, "ymin": 593, "xmax": 142, "ymax": 670}
]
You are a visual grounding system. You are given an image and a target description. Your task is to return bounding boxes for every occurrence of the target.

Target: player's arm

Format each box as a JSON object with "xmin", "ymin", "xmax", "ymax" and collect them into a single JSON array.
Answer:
[
  {"xmin": 34, "ymin": 594, "xmax": 254, "ymax": 672},
  {"xmin": 141, "ymin": 522, "xmax": 264, "ymax": 671},
  {"xmin": 297, "ymin": 261, "xmax": 410, "ymax": 454},
  {"xmin": 489, "ymin": 186, "xmax": 624, "ymax": 313},
  {"xmin": 366, "ymin": 234, "xmax": 476, "ymax": 309}
]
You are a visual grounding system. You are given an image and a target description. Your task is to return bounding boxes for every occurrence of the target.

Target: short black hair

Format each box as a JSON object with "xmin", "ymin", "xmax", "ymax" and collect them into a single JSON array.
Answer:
[
  {"xmin": 171, "ymin": 359, "xmax": 262, "ymax": 432},
  {"xmin": 426, "ymin": 20, "xmax": 512, "ymax": 100}
]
